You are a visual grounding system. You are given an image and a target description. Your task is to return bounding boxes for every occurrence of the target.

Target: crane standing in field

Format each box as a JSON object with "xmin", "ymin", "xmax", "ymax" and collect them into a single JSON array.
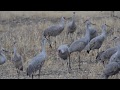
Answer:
[
  {"xmin": 86, "ymin": 24, "xmax": 108, "ymax": 54},
  {"xmin": 96, "ymin": 46, "xmax": 117, "ymax": 66},
  {"xmin": 67, "ymin": 12, "xmax": 77, "ymax": 41},
  {"xmin": 57, "ymin": 44, "xmax": 71, "ymax": 72},
  {"xmin": 43, "ymin": 17, "xmax": 66, "ymax": 49},
  {"xmin": 27, "ymin": 36, "xmax": 47, "ymax": 79},
  {"xmin": 101, "ymin": 44, "xmax": 120, "ymax": 79},
  {"xmin": 84, "ymin": 19, "xmax": 98, "ymax": 41},
  {"xmin": 68, "ymin": 20, "xmax": 91, "ymax": 70},
  {"xmin": 11, "ymin": 41, "xmax": 23, "ymax": 79}
]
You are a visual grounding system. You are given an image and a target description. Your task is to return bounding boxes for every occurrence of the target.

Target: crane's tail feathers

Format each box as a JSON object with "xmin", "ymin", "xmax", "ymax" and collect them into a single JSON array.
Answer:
[
  {"xmin": 20, "ymin": 66, "xmax": 23, "ymax": 71},
  {"xmin": 87, "ymin": 50, "xmax": 90, "ymax": 54},
  {"xmin": 49, "ymin": 44, "xmax": 52, "ymax": 48}
]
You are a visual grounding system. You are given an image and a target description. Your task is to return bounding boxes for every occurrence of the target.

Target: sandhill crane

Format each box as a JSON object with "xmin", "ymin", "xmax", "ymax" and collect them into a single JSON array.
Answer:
[
  {"xmin": 11, "ymin": 41, "xmax": 23, "ymax": 79},
  {"xmin": 86, "ymin": 24, "xmax": 108, "ymax": 54},
  {"xmin": 68, "ymin": 22, "xmax": 91, "ymax": 69},
  {"xmin": 109, "ymin": 44, "xmax": 120, "ymax": 64},
  {"xmin": 96, "ymin": 46, "xmax": 117, "ymax": 66},
  {"xmin": 58, "ymin": 44, "xmax": 70, "ymax": 60},
  {"xmin": 43, "ymin": 17, "xmax": 66, "ymax": 49},
  {"xmin": 101, "ymin": 62, "xmax": 120, "ymax": 79},
  {"xmin": 84, "ymin": 19, "xmax": 98, "ymax": 41},
  {"xmin": 67, "ymin": 12, "xmax": 77, "ymax": 40},
  {"xmin": 101, "ymin": 44, "xmax": 120, "ymax": 79},
  {"xmin": 0, "ymin": 48, "xmax": 8, "ymax": 65},
  {"xmin": 57, "ymin": 44, "xmax": 71, "ymax": 72},
  {"xmin": 27, "ymin": 37, "xmax": 47, "ymax": 79}
]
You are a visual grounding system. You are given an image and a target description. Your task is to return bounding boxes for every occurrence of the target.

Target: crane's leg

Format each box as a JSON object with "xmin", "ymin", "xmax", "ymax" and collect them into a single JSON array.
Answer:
[
  {"xmin": 116, "ymin": 73, "xmax": 119, "ymax": 79},
  {"xmin": 55, "ymin": 37, "xmax": 57, "ymax": 49},
  {"xmin": 102, "ymin": 61, "xmax": 105, "ymax": 67},
  {"xmin": 38, "ymin": 61, "xmax": 45, "ymax": 79},
  {"xmin": 17, "ymin": 70, "xmax": 20, "ymax": 79},
  {"xmin": 32, "ymin": 74, "xmax": 34, "ymax": 79},
  {"xmin": 38, "ymin": 67, "xmax": 42, "ymax": 79},
  {"xmin": 89, "ymin": 51, "xmax": 92, "ymax": 63},
  {"xmin": 67, "ymin": 32, "xmax": 69, "ymax": 39},
  {"xmin": 68, "ymin": 54, "xmax": 71, "ymax": 73},
  {"xmin": 66, "ymin": 32, "xmax": 68, "ymax": 39},
  {"xmin": 78, "ymin": 52, "xmax": 81, "ymax": 69},
  {"xmin": 96, "ymin": 49, "xmax": 99, "ymax": 56},
  {"xmin": 70, "ymin": 33, "xmax": 73, "ymax": 41},
  {"xmin": 47, "ymin": 36, "xmax": 52, "ymax": 49}
]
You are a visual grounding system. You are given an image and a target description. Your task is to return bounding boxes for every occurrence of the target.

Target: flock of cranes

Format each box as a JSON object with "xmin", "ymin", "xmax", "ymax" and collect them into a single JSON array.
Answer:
[{"xmin": 0, "ymin": 12, "xmax": 120, "ymax": 79}]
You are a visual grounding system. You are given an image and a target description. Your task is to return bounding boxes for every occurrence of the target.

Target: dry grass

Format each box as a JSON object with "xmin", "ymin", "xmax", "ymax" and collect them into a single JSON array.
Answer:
[{"xmin": 0, "ymin": 11, "xmax": 120, "ymax": 79}]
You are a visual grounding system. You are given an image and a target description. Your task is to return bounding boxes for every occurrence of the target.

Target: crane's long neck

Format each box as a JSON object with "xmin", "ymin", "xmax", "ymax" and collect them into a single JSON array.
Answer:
[
  {"xmin": 14, "ymin": 45, "xmax": 17, "ymax": 55},
  {"xmin": 42, "ymin": 40, "xmax": 46, "ymax": 53},
  {"xmin": 72, "ymin": 14, "xmax": 75, "ymax": 23},
  {"xmin": 101, "ymin": 27, "xmax": 107, "ymax": 38},
  {"xmin": 85, "ymin": 24, "xmax": 90, "ymax": 42},
  {"xmin": 60, "ymin": 18, "xmax": 65, "ymax": 27},
  {"xmin": 86, "ymin": 23, "xmax": 91, "ymax": 30}
]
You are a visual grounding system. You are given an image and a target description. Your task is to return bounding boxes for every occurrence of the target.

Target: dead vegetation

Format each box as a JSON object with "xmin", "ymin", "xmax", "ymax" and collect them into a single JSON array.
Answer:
[{"xmin": 0, "ymin": 11, "xmax": 120, "ymax": 79}]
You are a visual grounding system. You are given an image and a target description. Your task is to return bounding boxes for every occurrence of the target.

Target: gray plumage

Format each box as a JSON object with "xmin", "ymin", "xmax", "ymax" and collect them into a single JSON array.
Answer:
[
  {"xmin": 101, "ymin": 62, "xmax": 120, "ymax": 79},
  {"xmin": 101, "ymin": 44, "xmax": 120, "ymax": 79},
  {"xmin": 68, "ymin": 23, "xmax": 90, "ymax": 69},
  {"xmin": 11, "ymin": 42, "xmax": 23, "ymax": 79},
  {"xmin": 43, "ymin": 17, "xmax": 66, "ymax": 48},
  {"xmin": 0, "ymin": 48, "xmax": 7, "ymax": 65},
  {"xmin": 57, "ymin": 44, "xmax": 71, "ymax": 73},
  {"xmin": 86, "ymin": 24, "xmax": 107, "ymax": 54},
  {"xmin": 109, "ymin": 45, "xmax": 120, "ymax": 64},
  {"xmin": 58, "ymin": 44, "xmax": 69, "ymax": 60},
  {"xmin": 27, "ymin": 37, "xmax": 47, "ymax": 79},
  {"xmin": 96, "ymin": 46, "xmax": 117, "ymax": 65},
  {"xmin": 85, "ymin": 19, "xmax": 98, "ymax": 41},
  {"xmin": 67, "ymin": 12, "xmax": 77, "ymax": 35}
]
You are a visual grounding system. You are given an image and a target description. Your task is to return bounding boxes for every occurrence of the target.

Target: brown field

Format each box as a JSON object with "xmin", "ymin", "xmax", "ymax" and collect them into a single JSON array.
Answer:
[{"xmin": 0, "ymin": 11, "xmax": 120, "ymax": 79}]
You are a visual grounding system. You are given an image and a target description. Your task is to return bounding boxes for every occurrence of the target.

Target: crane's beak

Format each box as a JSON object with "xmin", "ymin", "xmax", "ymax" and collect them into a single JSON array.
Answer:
[
  {"xmin": 4, "ymin": 50, "xmax": 11, "ymax": 53},
  {"xmin": 105, "ymin": 24, "xmax": 110, "ymax": 27},
  {"xmin": 84, "ymin": 20, "xmax": 88, "ymax": 23},
  {"xmin": 91, "ymin": 23, "xmax": 96, "ymax": 25}
]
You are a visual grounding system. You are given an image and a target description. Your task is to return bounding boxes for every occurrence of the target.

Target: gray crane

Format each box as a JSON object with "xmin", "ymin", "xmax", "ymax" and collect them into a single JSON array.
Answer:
[
  {"xmin": 43, "ymin": 17, "xmax": 66, "ymax": 49},
  {"xmin": 57, "ymin": 44, "xmax": 71, "ymax": 72},
  {"xmin": 84, "ymin": 19, "xmax": 98, "ymax": 41},
  {"xmin": 109, "ymin": 44, "xmax": 120, "ymax": 64},
  {"xmin": 101, "ymin": 44, "xmax": 120, "ymax": 79},
  {"xmin": 68, "ymin": 22, "xmax": 91, "ymax": 69},
  {"xmin": 67, "ymin": 12, "xmax": 77, "ymax": 40},
  {"xmin": 96, "ymin": 46, "xmax": 117, "ymax": 66},
  {"xmin": 11, "ymin": 41, "xmax": 23, "ymax": 79},
  {"xmin": 86, "ymin": 24, "xmax": 108, "ymax": 54},
  {"xmin": 58, "ymin": 44, "xmax": 70, "ymax": 60},
  {"xmin": 27, "ymin": 36, "xmax": 47, "ymax": 79},
  {"xmin": 0, "ymin": 48, "xmax": 8, "ymax": 65},
  {"xmin": 101, "ymin": 62, "xmax": 120, "ymax": 79}
]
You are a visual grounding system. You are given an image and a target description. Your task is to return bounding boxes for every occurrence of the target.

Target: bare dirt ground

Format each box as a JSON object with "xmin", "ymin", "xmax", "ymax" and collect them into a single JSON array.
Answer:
[{"xmin": 0, "ymin": 11, "xmax": 120, "ymax": 79}]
